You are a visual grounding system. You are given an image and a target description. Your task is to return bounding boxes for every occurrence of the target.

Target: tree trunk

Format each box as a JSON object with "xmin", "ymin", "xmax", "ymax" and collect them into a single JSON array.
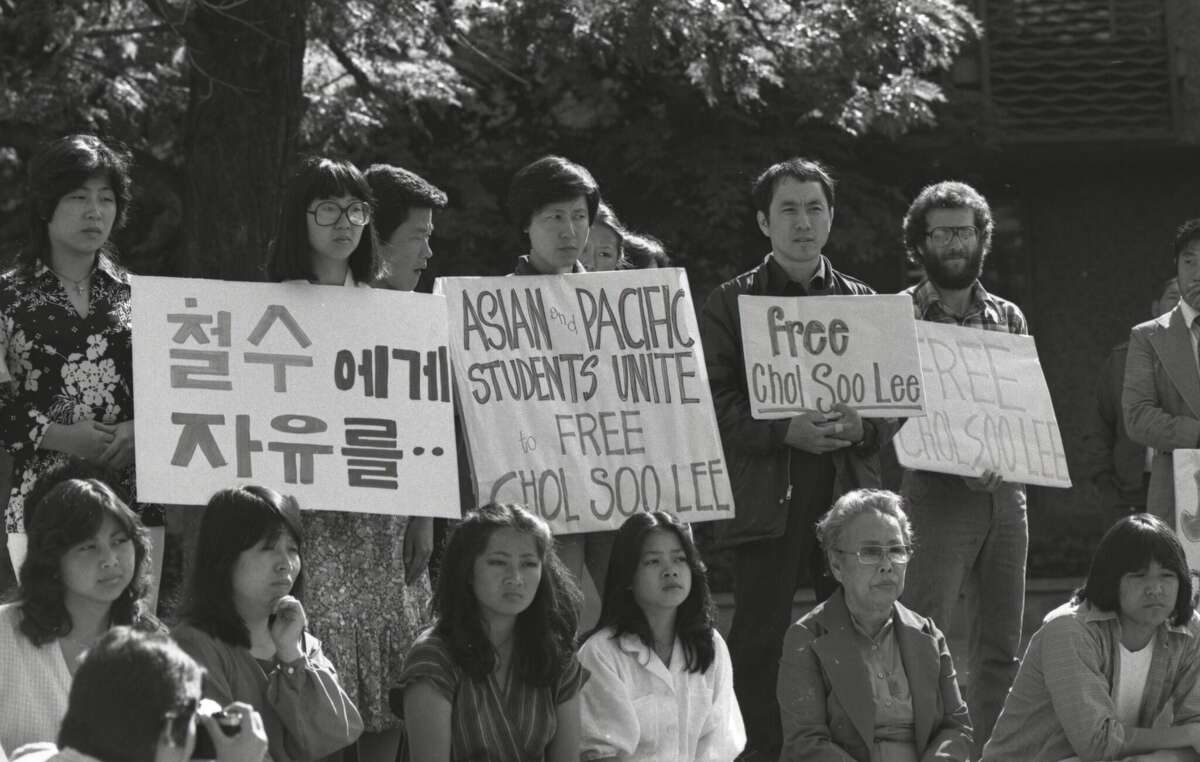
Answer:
[{"xmin": 176, "ymin": 1, "xmax": 309, "ymax": 279}]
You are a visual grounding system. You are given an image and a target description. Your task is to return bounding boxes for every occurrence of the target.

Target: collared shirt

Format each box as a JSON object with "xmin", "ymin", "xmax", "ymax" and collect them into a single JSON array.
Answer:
[
  {"xmin": 982, "ymin": 600, "xmax": 1200, "ymax": 762},
  {"xmin": 848, "ymin": 612, "xmax": 917, "ymax": 762},
  {"xmin": 765, "ymin": 253, "xmax": 830, "ymax": 295},
  {"xmin": 1178, "ymin": 299, "xmax": 1200, "ymax": 372},
  {"xmin": 0, "ymin": 604, "xmax": 71, "ymax": 753},
  {"xmin": 578, "ymin": 627, "xmax": 745, "ymax": 762},
  {"xmin": 905, "ymin": 278, "xmax": 1028, "ymax": 336},
  {"xmin": 511, "ymin": 254, "xmax": 587, "ymax": 276}
]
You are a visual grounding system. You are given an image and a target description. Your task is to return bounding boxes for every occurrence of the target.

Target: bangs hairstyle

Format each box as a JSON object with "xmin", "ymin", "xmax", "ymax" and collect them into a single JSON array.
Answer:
[
  {"xmin": 364, "ymin": 163, "xmax": 448, "ymax": 242},
  {"xmin": 592, "ymin": 202, "xmax": 628, "ymax": 259},
  {"xmin": 59, "ymin": 627, "xmax": 203, "ymax": 762},
  {"xmin": 588, "ymin": 512, "xmax": 717, "ymax": 674},
  {"xmin": 1174, "ymin": 218, "xmax": 1200, "ymax": 261},
  {"xmin": 22, "ymin": 134, "xmax": 133, "ymax": 269},
  {"xmin": 267, "ymin": 156, "xmax": 378, "ymax": 283},
  {"xmin": 184, "ymin": 485, "xmax": 304, "ymax": 648},
  {"xmin": 901, "ymin": 180, "xmax": 995, "ymax": 267},
  {"xmin": 1074, "ymin": 513, "xmax": 1193, "ymax": 627},
  {"xmin": 507, "ymin": 155, "xmax": 601, "ymax": 235},
  {"xmin": 18, "ymin": 478, "xmax": 154, "ymax": 646},
  {"xmin": 751, "ymin": 157, "xmax": 835, "ymax": 218},
  {"xmin": 433, "ymin": 503, "xmax": 581, "ymax": 686}
]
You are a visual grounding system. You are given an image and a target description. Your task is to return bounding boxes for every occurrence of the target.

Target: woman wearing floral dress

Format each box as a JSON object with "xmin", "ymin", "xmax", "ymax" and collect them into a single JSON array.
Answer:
[{"xmin": 0, "ymin": 135, "xmax": 163, "ymax": 601}]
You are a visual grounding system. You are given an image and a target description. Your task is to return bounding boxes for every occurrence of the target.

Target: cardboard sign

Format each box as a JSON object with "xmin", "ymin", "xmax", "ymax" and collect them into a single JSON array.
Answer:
[
  {"xmin": 438, "ymin": 269, "xmax": 733, "ymax": 534},
  {"xmin": 894, "ymin": 321, "xmax": 1070, "ymax": 488},
  {"xmin": 738, "ymin": 294, "xmax": 924, "ymax": 419},
  {"xmin": 1173, "ymin": 451, "xmax": 1200, "ymax": 606},
  {"xmin": 132, "ymin": 276, "xmax": 460, "ymax": 516}
]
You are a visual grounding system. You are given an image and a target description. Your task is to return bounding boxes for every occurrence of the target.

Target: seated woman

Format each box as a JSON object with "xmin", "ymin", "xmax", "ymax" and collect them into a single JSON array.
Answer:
[
  {"xmin": 578, "ymin": 511, "xmax": 745, "ymax": 761},
  {"xmin": 172, "ymin": 486, "xmax": 363, "ymax": 762},
  {"xmin": 0, "ymin": 474, "xmax": 157, "ymax": 751},
  {"xmin": 397, "ymin": 503, "xmax": 583, "ymax": 762},
  {"xmin": 777, "ymin": 488, "xmax": 972, "ymax": 762},
  {"xmin": 983, "ymin": 514, "xmax": 1200, "ymax": 761},
  {"xmin": 11, "ymin": 626, "xmax": 268, "ymax": 762}
]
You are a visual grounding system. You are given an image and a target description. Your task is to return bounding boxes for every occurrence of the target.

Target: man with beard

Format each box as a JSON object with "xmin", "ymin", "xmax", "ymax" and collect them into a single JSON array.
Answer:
[
  {"xmin": 895, "ymin": 181, "xmax": 1028, "ymax": 757},
  {"xmin": 1124, "ymin": 219, "xmax": 1200, "ymax": 523}
]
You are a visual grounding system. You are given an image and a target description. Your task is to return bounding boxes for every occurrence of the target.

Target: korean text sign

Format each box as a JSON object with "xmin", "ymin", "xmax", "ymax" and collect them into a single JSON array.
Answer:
[
  {"xmin": 438, "ymin": 269, "xmax": 733, "ymax": 534},
  {"xmin": 894, "ymin": 321, "xmax": 1071, "ymax": 488},
  {"xmin": 738, "ymin": 294, "xmax": 925, "ymax": 419},
  {"xmin": 131, "ymin": 276, "xmax": 461, "ymax": 515}
]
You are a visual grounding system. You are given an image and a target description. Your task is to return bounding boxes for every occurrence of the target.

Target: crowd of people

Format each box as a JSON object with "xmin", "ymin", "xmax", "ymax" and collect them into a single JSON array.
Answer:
[{"xmin": 0, "ymin": 132, "xmax": 1199, "ymax": 762}]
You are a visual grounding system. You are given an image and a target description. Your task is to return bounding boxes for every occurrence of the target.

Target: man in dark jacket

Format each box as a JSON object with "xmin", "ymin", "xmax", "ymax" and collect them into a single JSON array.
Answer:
[{"xmin": 699, "ymin": 157, "xmax": 893, "ymax": 761}]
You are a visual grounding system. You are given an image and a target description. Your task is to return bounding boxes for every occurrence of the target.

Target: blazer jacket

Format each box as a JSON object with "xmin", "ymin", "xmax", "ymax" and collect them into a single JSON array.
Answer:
[
  {"xmin": 777, "ymin": 589, "xmax": 972, "ymax": 762},
  {"xmin": 1123, "ymin": 305, "xmax": 1200, "ymax": 523}
]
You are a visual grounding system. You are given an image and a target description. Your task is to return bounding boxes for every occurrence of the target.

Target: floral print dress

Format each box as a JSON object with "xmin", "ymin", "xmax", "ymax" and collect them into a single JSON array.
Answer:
[{"xmin": 0, "ymin": 258, "xmax": 161, "ymax": 533}]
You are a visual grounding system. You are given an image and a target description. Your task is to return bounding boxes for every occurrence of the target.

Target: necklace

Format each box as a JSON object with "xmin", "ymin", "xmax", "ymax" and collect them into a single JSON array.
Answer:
[{"xmin": 50, "ymin": 263, "xmax": 95, "ymax": 297}]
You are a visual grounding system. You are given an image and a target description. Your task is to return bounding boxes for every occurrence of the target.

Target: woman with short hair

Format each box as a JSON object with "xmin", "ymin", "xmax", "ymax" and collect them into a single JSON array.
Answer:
[
  {"xmin": 983, "ymin": 514, "xmax": 1200, "ymax": 761},
  {"xmin": 777, "ymin": 488, "xmax": 972, "ymax": 761}
]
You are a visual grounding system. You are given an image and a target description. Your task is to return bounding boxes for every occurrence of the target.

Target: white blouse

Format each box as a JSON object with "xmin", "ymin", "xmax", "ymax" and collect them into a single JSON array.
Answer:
[
  {"xmin": 0, "ymin": 603, "xmax": 72, "ymax": 752},
  {"xmin": 579, "ymin": 626, "xmax": 745, "ymax": 762}
]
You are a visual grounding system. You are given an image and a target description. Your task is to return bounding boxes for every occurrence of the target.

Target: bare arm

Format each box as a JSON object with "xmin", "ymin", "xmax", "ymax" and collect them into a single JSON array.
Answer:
[{"xmin": 403, "ymin": 681, "xmax": 452, "ymax": 762}]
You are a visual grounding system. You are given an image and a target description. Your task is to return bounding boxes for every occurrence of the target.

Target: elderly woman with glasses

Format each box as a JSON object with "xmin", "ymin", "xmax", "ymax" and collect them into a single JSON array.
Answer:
[{"xmin": 776, "ymin": 489, "xmax": 972, "ymax": 762}]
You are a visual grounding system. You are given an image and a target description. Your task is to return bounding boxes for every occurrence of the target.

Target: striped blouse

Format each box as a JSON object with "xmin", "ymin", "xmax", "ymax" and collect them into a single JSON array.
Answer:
[{"xmin": 397, "ymin": 629, "xmax": 583, "ymax": 761}]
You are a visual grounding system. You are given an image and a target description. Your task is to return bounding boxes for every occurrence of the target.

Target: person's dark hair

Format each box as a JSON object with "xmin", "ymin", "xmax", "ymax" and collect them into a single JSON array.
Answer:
[
  {"xmin": 184, "ymin": 485, "xmax": 304, "ymax": 648},
  {"xmin": 432, "ymin": 502, "xmax": 580, "ymax": 686},
  {"xmin": 363, "ymin": 164, "xmax": 447, "ymax": 243},
  {"xmin": 268, "ymin": 156, "xmax": 378, "ymax": 283},
  {"xmin": 1073, "ymin": 514, "xmax": 1193, "ymax": 627},
  {"xmin": 18, "ymin": 478, "xmax": 154, "ymax": 646},
  {"xmin": 22, "ymin": 458, "xmax": 128, "ymax": 533},
  {"xmin": 588, "ymin": 512, "xmax": 717, "ymax": 673},
  {"xmin": 1173, "ymin": 218, "xmax": 1200, "ymax": 262},
  {"xmin": 901, "ymin": 180, "xmax": 995, "ymax": 267},
  {"xmin": 622, "ymin": 232, "xmax": 670, "ymax": 269},
  {"xmin": 58, "ymin": 627, "xmax": 203, "ymax": 762},
  {"xmin": 507, "ymin": 156, "xmax": 601, "ymax": 236},
  {"xmin": 751, "ymin": 157, "xmax": 836, "ymax": 219},
  {"xmin": 21, "ymin": 134, "xmax": 134, "ymax": 270}
]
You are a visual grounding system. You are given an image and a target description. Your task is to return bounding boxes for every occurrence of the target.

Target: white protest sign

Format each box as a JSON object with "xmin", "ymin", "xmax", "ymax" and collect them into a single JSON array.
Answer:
[
  {"xmin": 1173, "ymin": 451, "xmax": 1200, "ymax": 604},
  {"xmin": 132, "ymin": 276, "xmax": 460, "ymax": 516},
  {"xmin": 894, "ymin": 321, "xmax": 1071, "ymax": 488},
  {"xmin": 738, "ymin": 294, "xmax": 924, "ymax": 419},
  {"xmin": 438, "ymin": 269, "xmax": 733, "ymax": 534}
]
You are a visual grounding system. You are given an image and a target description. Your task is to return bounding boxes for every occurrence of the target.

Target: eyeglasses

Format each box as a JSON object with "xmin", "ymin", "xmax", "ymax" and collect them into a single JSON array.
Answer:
[
  {"xmin": 926, "ymin": 226, "xmax": 978, "ymax": 247},
  {"xmin": 160, "ymin": 697, "xmax": 198, "ymax": 748},
  {"xmin": 835, "ymin": 545, "xmax": 915, "ymax": 566},
  {"xmin": 308, "ymin": 201, "xmax": 371, "ymax": 227}
]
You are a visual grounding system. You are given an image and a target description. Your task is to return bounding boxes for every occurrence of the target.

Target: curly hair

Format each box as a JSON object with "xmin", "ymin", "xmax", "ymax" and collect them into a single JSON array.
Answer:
[
  {"xmin": 20, "ymin": 133, "xmax": 134, "ymax": 271},
  {"xmin": 432, "ymin": 503, "xmax": 581, "ymax": 686},
  {"xmin": 18, "ymin": 477, "xmax": 155, "ymax": 646},
  {"xmin": 184, "ymin": 485, "xmax": 304, "ymax": 648},
  {"xmin": 901, "ymin": 180, "xmax": 994, "ymax": 267},
  {"xmin": 587, "ymin": 511, "xmax": 717, "ymax": 674},
  {"xmin": 268, "ymin": 156, "xmax": 378, "ymax": 283}
]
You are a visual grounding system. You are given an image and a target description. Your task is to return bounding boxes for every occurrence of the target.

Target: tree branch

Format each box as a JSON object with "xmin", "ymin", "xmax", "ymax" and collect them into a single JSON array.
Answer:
[{"xmin": 82, "ymin": 24, "xmax": 172, "ymax": 38}]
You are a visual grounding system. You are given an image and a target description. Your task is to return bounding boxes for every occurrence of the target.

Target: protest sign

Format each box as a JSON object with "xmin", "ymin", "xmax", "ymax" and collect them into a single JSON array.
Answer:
[
  {"xmin": 132, "ymin": 276, "xmax": 460, "ymax": 516},
  {"xmin": 1173, "ymin": 451, "xmax": 1200, "ymax": 607},
  {"xmin": 438, "ymin": 269, "xmax": 733, "ymax": 534},
  {"xmin": 894, "ymin": 321, "xmax": 1071, "ymax": 488},
  {"xmin": 738, "ymin": 294, "xmax": 924, "ymax": 419}
]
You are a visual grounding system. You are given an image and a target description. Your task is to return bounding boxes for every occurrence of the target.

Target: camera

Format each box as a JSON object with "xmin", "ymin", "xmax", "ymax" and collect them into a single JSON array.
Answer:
[{"xmin": 191, "ymin": 708, "xmax": 242, "ymax": 759}]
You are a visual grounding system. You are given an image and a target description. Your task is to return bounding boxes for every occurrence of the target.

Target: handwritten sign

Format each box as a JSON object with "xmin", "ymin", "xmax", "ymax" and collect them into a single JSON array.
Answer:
[
  {"xmin": 131, "ymin": 276, "xmax": 460, "ymax": 516},
  {"xmin": 894, "ymin": 322, "xmax": 1070, "ymax": 488},
  {"xmin": 1173, "ymin": 451, "xmax": 1200, "ymax": 608},
  {"xmin": 438, "ymin": 269, "xmax": 733, "ymax": 534},
  {"xmin": 738, "ymin": 294, "xmax": 924, "ymax": 419}
]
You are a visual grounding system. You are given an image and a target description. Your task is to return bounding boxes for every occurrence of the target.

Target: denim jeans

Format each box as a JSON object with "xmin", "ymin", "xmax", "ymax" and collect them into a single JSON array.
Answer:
[{"xmin": 899, "ymin": 470, "xmax": 1028, "ymax": 757}]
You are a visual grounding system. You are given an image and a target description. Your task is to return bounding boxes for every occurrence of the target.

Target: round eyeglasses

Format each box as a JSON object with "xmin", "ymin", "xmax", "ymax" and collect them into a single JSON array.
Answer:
[
  {"xmin": 834, "ymin": 545, "xmax": 915, "ymax": 566},
  {"xmin": 926, "ymin": 226, "xmax": 978, "ymax": 247},
  {"xmin": 308, "ymin": 201, "xmax": 372, "ymax": 227}
]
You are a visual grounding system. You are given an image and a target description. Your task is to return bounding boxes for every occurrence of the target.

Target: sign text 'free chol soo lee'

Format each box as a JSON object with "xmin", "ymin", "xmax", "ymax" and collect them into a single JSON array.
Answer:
[
  {"xmin": 894, "ymin": 321, "xmax": 1071, "ymax": 488},
  {"xmin": 131, "ymin": 276, "xmax": 461, "ymax": 516},
  {"xmin": 737, "ymin": 293, "xmax": 926, "ymax": 420},
  {"xmin": 437, "ymin": 269, "xmax": 733, "ymax": 534}
]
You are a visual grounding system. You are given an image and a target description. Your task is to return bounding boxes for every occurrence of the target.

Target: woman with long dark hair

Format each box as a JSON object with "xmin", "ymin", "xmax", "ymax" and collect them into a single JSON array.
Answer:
[
  {"xmin": 396, "ymin": 503, "xmax": 582, "ymax": 761},
  {"xmin": 578, "ymin": 511, "xmax": 744, "ymax": 760},
  {"xmin": 0, "ymin": 134, "xmax": 163, "ymax": 596},
  {"xmin": 172, "ymin": 485, "xmax": 362, "ymax": 762},
  {"xmin": 0, "ymin": 475, "xmax": 156, "ymax": 750}
]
